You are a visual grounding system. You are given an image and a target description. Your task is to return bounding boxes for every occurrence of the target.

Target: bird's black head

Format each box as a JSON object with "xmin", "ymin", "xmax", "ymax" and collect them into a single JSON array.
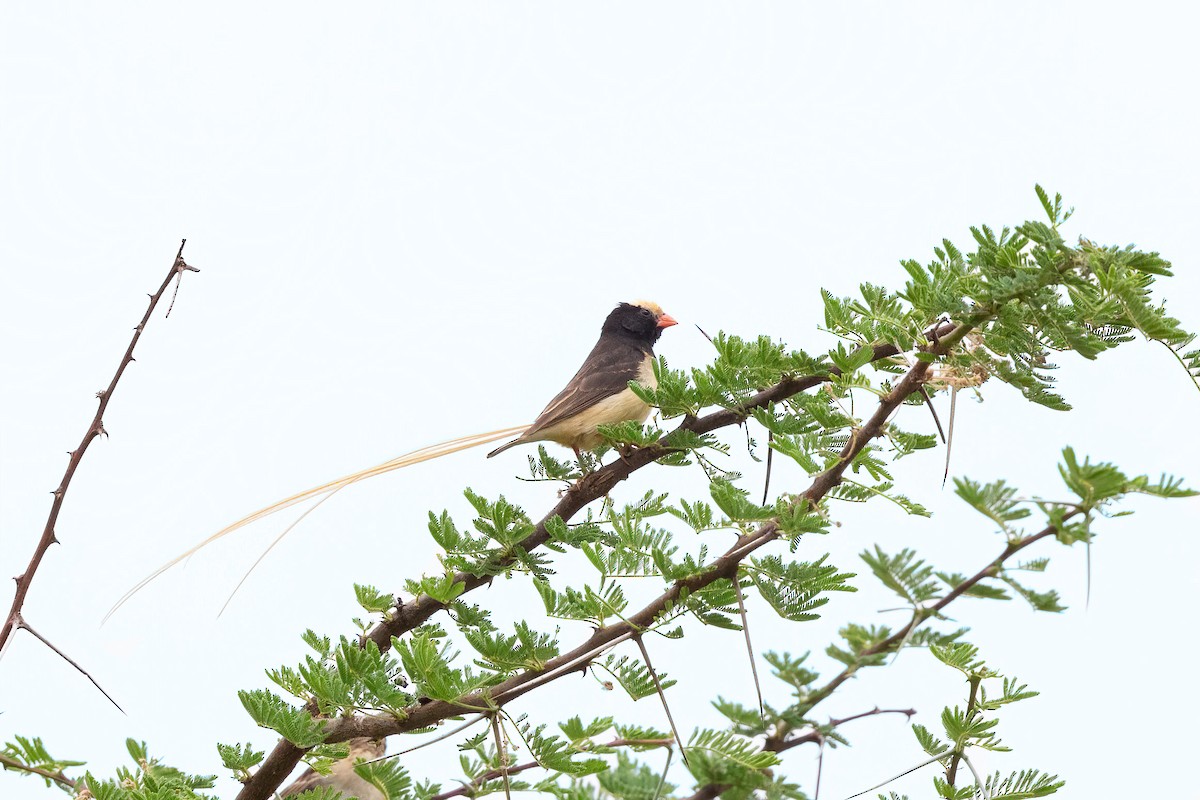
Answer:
[{"xmin": 601, "ymin": 300, "xmax": 678, "ymax": 349}]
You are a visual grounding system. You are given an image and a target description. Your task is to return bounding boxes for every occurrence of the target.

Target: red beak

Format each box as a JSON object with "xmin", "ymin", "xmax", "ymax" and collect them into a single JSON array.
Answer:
[{"xmin": 657, "ymin": 313, "xmax": 678, "ymax": 329}]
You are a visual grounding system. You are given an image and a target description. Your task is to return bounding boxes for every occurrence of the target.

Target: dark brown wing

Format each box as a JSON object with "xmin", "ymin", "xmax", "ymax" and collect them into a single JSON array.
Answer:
[{"xmin": 523, "ymin": 339, "xmax": 646, "ymax": 438}]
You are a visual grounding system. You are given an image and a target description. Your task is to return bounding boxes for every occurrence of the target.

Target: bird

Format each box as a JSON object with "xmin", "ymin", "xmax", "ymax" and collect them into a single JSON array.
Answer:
[
  {"xmin": 104, "ymin": 301, "xmax": 675, "ymax": 621},
  {"xmin": 487, "ymin": 300, "xmax": 678, "ymax": 463},
  {"xmin": 280, "ymin": 738, "xmax": 387, "ymax": 799}
]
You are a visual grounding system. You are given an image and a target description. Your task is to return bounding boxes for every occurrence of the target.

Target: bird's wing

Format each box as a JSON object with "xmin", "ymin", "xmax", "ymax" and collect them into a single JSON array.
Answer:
[
  {"xmin": 523, "ymin": 342, "xmax": 647, "ymax": 437},
  {"xmin": 280, "ymin": 767, "xmax": 323, "ymax": 797}
]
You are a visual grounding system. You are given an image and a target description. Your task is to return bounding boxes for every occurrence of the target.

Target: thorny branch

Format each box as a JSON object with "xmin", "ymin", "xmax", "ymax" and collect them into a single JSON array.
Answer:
[
  {"xmin": 0, "ymin": 242, "xmax": 197, "ymax": 694},
  {"xmin": 238, "ymin": 323, "xmax": 961, "ymax": 799}
]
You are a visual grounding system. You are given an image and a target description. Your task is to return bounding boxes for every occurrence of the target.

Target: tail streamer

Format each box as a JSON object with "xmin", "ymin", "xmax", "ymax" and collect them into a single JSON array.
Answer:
[{"xmin": 103, "ymin": 424, "xmax": 529, "ymax": 623}]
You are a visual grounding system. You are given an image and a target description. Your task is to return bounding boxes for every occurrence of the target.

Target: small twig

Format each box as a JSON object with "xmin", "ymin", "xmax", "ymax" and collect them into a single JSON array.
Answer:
[
  {"xmin": 733, "ymin": 579, "xmax": 765, "ymax": 720},
  {"xmin": 0, "ymin": 753, "xmax": 77, "ymax": 790},
  {"xmin": 946, "ymin": 676, "xmax": 981, "ymax": 787},
  {"xmin": 634, "ymin": 635, "xmax": 689, "ymax": 767},
  {"xmin": 0, "ymin": 241, "xmax": 195, "ymax": 681},
  {"xmin": 16, "ymin": 616, "xmax": 124, "ymax": 714}
]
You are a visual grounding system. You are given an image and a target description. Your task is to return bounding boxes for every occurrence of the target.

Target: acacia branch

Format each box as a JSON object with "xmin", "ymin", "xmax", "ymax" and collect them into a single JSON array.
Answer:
[
  {"xmin": 945, "ymin": 672, "xmax": 982, "ymax": 787},
  {"xmin": 0, "ymin": 754, "xmax": 76, "ymax": 791},
  {"xmin": 0, "ymin": 242, "xmax": 196, "ymax": 671},
  {"xmin": 676, "ymin": 516, "xmax": 1071, "ymax": 800},
  {"xmin": 795, "ymin": 516, "xmax": 1074, "ymax": 716},
  {"xmin": 364, "ymin": 510, "xmax": 1069, "ymax": 800},
  {"xmin": 237, "ymin": 324, "xmax": 959, "ymax": 800}
]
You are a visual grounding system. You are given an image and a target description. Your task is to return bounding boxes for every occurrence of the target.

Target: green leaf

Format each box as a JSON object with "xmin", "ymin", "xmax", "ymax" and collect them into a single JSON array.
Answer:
[
  {"xmin": 710, "ymin": 479, "xmax": 774, "ymax": 522},
  {"xmin": 861, "ymin": 546, "xmax": 940, "ymax": 606},
  {"xmin": 355, "ymin": 756, "xmax": 412, "ymax": 800},
  {"xmin": 354, "ymin": 583, "xmax": 395, "ymax": 614},
  {"xmin": 745, "ymin": 555, "xmax": 855, "ymax": 622},
  {"xmin": 237, "ymin": 689, "xmax": 326, "ymax": 747},
  {"xmin": 596, "ymin": 655, "xmax": 675, "ymax": 701},
  {"xmin": 216, "ymin": 742, "xmax": 264, "ymax": 777}
]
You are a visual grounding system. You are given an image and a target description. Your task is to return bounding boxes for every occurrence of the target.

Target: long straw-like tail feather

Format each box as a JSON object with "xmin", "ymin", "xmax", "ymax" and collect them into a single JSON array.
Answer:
[{"xmin": 103, "ymin": 424, "xmax": 529, "ymax": 624}]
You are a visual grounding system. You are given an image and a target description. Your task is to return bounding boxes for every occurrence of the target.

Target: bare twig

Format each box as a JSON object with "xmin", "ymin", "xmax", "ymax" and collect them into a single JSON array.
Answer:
[
  {"xmin": 0, "ymin": 241, "xmax": 195, "ymax": 690},
  {"xmin": 16, "ymin": 616, "xmax": 124, "ymax": 714}
]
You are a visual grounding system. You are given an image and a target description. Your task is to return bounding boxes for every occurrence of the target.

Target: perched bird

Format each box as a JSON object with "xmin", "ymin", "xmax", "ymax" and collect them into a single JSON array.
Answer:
[
  {"xmin": 281, "ymin": 738, "xmax": 386, "ymax": 799},
  {"xmin": 104, "ymin": 301, "xmax": 675, "ymax": 621},
  {"xmin": 487, "ymin": 300, "xmax": 678, "ymax": 462}
]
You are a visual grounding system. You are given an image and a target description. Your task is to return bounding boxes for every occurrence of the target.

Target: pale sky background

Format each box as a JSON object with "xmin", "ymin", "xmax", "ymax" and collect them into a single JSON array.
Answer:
[{"xmin": 2, "ymin": 4, "xmax": 1199, "ymax": 799}]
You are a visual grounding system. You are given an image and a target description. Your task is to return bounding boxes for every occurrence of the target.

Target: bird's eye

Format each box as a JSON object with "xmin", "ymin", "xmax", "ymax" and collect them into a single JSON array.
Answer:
[{"xmin": 641, "ymin": 308, "xmax": 652, "ymax": 317}]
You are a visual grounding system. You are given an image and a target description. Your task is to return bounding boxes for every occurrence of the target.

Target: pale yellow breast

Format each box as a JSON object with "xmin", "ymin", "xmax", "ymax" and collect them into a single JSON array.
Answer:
[{"xmin": 539, "ymin": 355, "xmax": 657, "ymax": 450}]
